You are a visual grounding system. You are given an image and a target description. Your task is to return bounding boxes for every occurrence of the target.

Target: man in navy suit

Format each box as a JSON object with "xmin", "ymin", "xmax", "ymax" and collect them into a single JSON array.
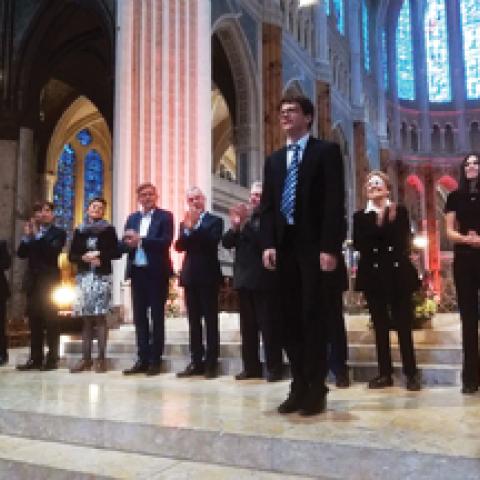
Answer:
[
  {"xmin": 175, "ymin": 187, "xmax": 224, "ymax": 379},
  {"xmin": 121, "ymin": 183, "xmax": 174, "ymax": 376},
  {"xmin": 260, "ymin": 94, "xmax": 345, "ymax": 416}
]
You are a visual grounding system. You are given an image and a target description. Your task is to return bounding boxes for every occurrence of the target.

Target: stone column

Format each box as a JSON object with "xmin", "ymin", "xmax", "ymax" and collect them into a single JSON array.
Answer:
[
  {"xmin": 112, "ymin": 0, "xmax": 211, "ymax": 306},
  {"xmin": 262, "ymin": 22, "xmax": 283, "ymax": 156},
  {"xmin": 353, "ymin": 121, "xmax": 368, "ymax": 209},
  {"xmin": 316, "ymin": 80, "xmax": 332, "ymax": 141}
]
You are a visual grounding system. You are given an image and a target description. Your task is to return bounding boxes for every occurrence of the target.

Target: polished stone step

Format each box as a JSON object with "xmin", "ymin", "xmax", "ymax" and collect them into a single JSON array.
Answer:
[{"xmin": 0, "ymin": 372, "xmax": 479, "ymax": 480}]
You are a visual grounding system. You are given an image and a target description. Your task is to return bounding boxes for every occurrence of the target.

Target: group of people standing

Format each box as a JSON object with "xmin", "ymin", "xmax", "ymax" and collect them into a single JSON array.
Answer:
[{"xmin": 0, "ymin": 93, "xmax": 479, "ymax": 417}]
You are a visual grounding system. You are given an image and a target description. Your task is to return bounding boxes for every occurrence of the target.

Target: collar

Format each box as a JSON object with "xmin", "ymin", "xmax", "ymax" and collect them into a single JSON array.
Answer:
[
  {"xmin": 365, "ymin": 199, "xmax": 391, "ymax": 214},
  {"xmin": 286, "ymin": 133, "xmax": 310, "ymax": 151},
  {"xmin": 141, "ymin": 208, "xmax": 155, "ymax": 218}
]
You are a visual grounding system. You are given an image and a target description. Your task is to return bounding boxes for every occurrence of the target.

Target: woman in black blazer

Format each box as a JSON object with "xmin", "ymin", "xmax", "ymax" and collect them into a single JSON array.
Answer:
[
  {"xmin": 445, "ymin": 153, "xmax": 480, "ymax": 394},
  {"xmin": 353, "ymin": 171, "xmax": 420, "ymax": 391},
  {"xmin": 68, "ymin": 197, "xmax": 119, "ymax": 373}
]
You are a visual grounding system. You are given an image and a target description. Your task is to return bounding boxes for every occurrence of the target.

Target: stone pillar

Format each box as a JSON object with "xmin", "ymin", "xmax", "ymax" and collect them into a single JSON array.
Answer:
[
  {"xmin": 424, "ymin": 164, "xmax": 441, "ymax": 294},
  {"xmin": 262, "ymin": 22, "xmax": 283, "ymax": 156},
  {"xmin": 353, "ymin": 121, "xmax": 368, "ymax": 209},
  {"xmin": 316, "ymin": 80, "xmax": 332, "ymax": 141},
  {"xmin": 379, "ymin": 148, "xmax": 389, "ymax": 172},
  {"xmin": 112, "ymin": 0, "xmax": 211, "ymax": 305}
]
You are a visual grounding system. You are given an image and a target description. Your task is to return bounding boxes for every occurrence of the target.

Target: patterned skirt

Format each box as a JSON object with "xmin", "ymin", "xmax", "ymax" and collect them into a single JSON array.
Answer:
[{"xmin": 73, "ymin": 271, "xmax": 112, "ymax": 316}]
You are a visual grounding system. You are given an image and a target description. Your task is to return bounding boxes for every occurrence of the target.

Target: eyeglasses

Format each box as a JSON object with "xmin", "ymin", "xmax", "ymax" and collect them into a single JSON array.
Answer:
[{"xmin": 279, "ymin": 107, "xmax": 300, "ymax": 116}]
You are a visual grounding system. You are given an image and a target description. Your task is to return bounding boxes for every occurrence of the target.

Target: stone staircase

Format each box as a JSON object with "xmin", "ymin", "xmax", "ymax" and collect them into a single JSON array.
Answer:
[{"xmin": 51, "ymin": 313, "xmax": 465, "ymax": 386}]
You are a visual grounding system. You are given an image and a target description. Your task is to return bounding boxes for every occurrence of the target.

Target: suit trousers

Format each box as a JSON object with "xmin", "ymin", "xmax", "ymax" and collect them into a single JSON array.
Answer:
[
  {"xmin": 453, "ymin": 251, "xmax": 480, "ymax": 387},
  {"xmin": 81, "ymin": 315, "xmax": 108, "ymax": 360},
  {"xmin": 325, "ymin": 289, "xmax": 348, "ymax": 376},
  {"xmin": 27, "ymin": 285, "xmax": 59, "ymax": 364},
  {"xmin": 238, "ymin": 289, "xmax": 282, "ymax": 375},
  {"xmin": 131, "ymin": 267, "xmax": 169, "ymax": 366},
  {"xmin": 277, "ymin": 233, "xmax": 328, "ymax": 395},
  {"xmin": 0, "ymin": 299, "xmax": 6, "ymax": 358},
  {"xmin": 184, "ymin": 285, "xmax": 219, "ymax": 368},
  {"xmin": 364, "ymin": 291, "xmax": 417, "ymax": 377}
]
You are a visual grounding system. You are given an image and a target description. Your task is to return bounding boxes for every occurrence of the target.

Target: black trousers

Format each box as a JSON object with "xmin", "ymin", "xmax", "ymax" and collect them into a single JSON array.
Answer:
[
  {"xmin": 364, "ymin": 291, "xmax": 417, "ymax": 377},
  {"xmin": 325, "ymin": 289, "xmax": 348, "ymax": 376},
  {"xmin": 0, "ymin": 299, "xmax": 6, "ymax": 358},
  {"xmin": 185, "ymin": 284, "xmax": 219, "ymax": 368},
  {"xmin": 278, "ymin": 236, "xmax": 328, "ymax": 395},
  {"xmin": 238, "ymin": 289, "xmax": 282, "ymax": 375},
  {"xmin": 27, "ymin": 286, "xmax": 59, "ymax": 364},
  {"xmin": 453, "ymin": 251, "xmax": 480, "ymax": 387},
  {"xmin": 131, "ymin": 267, "xmax": 169, "ymax": 366}
]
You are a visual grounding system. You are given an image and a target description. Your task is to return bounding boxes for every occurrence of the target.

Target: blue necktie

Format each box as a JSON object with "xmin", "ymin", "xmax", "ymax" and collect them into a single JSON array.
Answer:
[{"xmin": 281, "ymin": 144, "xmax": 301, "ymax": 225}]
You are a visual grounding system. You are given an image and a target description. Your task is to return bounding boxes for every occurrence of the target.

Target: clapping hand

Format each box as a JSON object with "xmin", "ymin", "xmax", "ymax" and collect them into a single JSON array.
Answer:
[{"xmin": 123, "ymin": 229, "xmax": 140, "ymax": 248}]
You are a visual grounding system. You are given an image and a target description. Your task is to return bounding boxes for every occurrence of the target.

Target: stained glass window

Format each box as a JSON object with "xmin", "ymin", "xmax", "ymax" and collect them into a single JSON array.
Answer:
[
  {"xmin": 363, "ymin": 0, "xmax": 370, "ymax": 72},
  {"xmin": 460, "ymin": 0, "xmax": 480, "ymax": 99},
  {"xmin": 396, "ymin": 0, "xmax": 415, "ymax": 100},
  {"xmin": 326, "ymin": 0, "xmax": 330, "ymax": 15},
  {"xmin": 425, "ymin": 0, "xmax": 451, "ymax": 102},
  {"xmin": 333, "ymin": 0, "xmax": 344, "ymax": 34},
  {"xmin": 76, "ymin": 128, "xmax": 92, "ymax": 146},
  {"xmin": 382, "ymin": 29, "xmax": 388, "ymax": 90},
  {"xmin": 53, "ymin": 144, "xmax": 76, "ymax": 236},
  {"xmin": 83, "ymin": 149, "xmax": 104, "ymax": 214}
]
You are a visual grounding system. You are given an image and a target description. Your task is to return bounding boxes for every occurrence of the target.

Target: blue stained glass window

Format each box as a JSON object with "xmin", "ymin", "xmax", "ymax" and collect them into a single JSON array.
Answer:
[
  {"xmin": 363, "ymin": 0, "xmax": 370, "ymax": 72},
  {"xmin": 460, "ymin": 0, "xmax": 480, "ymax": 99},
  {"xmin": 53, "ymin": 144, "xmax": 76, "ymax": 236},
  {"xmin": 425, "ymin": 0, "xmax": 451, "ymax": 102},
  {"xmin": 325, "ymin": 0, "xmax": 330, "ymax": 16},
  {"xmin": 76, "ymin": 128, "xmax": 92, "ymax": 146},
  {"xmin": 83, "ymin": 149, "xmax": 104, "ymax": 215},
  {"xmin": 396, "ymin": 0, "xmax": 415, "ymax": 100},
  {"xmin": 333, "ymin": 0, "xmax": 344, "ymax": 34},
  {"xmin": 382, "ymin": 29, "xmax": 388, "ymax": 90}
]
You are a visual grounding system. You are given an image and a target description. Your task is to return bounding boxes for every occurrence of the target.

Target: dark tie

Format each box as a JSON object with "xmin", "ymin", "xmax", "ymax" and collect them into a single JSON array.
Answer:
[{"xmin": 281, "ymin": 144, "xmax": 301, "ymax": 224}]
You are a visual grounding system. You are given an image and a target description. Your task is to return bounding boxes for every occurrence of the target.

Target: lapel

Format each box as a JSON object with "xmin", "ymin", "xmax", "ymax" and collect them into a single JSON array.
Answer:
[
  {"xmin": 275, "ymin": 147, "xmax": 288, "ymax": 194},
  {"xmin": 131, "ymin": 212, "xmax": 142, "ymax": 232},
  {"xmin": 298, "ymin": 136, "xmax": 315, "ymax": 180}
]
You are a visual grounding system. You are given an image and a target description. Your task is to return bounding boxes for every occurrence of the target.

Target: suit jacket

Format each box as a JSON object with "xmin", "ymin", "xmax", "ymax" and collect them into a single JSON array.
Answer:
[
  {"xmin": 121, "ymin": 208, "xmax": 174, "ymax": 280},
  {"xmin": 17, "ymin": 224, "xmax": 66, "ymax": 293},
  {"xmin": 175, "ymin": 212, "xmax": 224, "ymax": 287},
  {"xmin": 69, "ymin": 223, "xmax": 120, "ymax": 276},
  {"xmin": 353, "ymin": 204, "xmax": 420, "ymax": 295},
  {"xmin": 0, "ymin": 241, "xmax": 11, "ymax": 300},
  {"xmin": 222, "ymin": 209, "xmax": 277, "ymax": 291},
  {"xmin": 260, "ymin": 136, "xmax": 345, "ymax": 255}
]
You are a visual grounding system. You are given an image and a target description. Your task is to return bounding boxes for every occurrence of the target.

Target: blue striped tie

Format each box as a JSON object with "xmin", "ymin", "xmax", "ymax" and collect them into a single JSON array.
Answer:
[{"xmin": 281, "ymin": 143, "xmax": 301, "ymax": 225}]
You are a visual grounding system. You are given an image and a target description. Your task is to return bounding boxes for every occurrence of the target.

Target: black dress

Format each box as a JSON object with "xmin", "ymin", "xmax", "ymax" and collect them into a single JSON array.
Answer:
[
  {"xmin": 444, "ymin": 189, "xmax": 480, "ymax": 388},
  {"xmin": 353, "ymin": 204, "xmax": 419, "ymax": 378}
]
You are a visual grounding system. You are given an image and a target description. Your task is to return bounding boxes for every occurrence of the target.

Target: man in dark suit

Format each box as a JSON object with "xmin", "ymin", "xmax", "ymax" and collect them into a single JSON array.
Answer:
[
  {"xmin": 260, "ymin": 94, "xmax": 345, "ymax": 416},
  {"xmin": 175, "ymin": 187, "xmax": 224, "ymax": 379},
  {"xmin": 222, "ymin": 181, "xmax": 283, "ymax": 381},
  {"xmin": 0, "ymin": 240, "xmax": 11, "ymax": 365},
  {"xmin": 121, "ymin": 182, "xmax": 174, "ymax": 376},
  {"xmin": 17, "ymin": 201, "xmax": 66, "ymax": 370}
]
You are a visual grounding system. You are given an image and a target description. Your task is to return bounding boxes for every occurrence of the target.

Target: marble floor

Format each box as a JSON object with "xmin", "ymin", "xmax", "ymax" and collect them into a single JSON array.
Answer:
[{"xmin": 0, "ymin": 368, "xmax": 479, "ymax": 479}]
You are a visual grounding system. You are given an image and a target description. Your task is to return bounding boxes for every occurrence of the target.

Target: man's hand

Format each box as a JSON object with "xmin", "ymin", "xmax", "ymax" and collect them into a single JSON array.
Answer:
[
  {"xmin": 123, "ymin": 229, "xmax": 140, "ymax": 248},
  {"xmin": 262, "ymin": 248, "xmax": 277, "ymax": 271},
  {"xmin": 320, "ymin": 252, "xmax": 337, "ymax": 272},
  {"xmin": 465, "ymin": 231, "xmax": 480, "ymax": 248}
]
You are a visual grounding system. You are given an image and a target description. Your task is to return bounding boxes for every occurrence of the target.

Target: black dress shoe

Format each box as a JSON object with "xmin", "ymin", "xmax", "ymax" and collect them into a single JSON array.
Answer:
[
  {"xmin": 177, "ymin": 362, "xmax": 205, "ymax": 378},
  {"xmin": 123, "ymin": 361, "xmax": 149, "ymax": 375},
  {"xmin": 335, "ymin": 372, "xmax": 351, "ymax": 388},
  {"xmin": 235, "ymin": 371, "xmax": 263, "ymax": 380},
  {"xmin": 146, "ymin": 364, "xmax": 162, "ymax": 376},
  {"xmin": 299, "ymin": 392, "xmax": 327, "ymax": 417},
  {"xmin": 40, "ymin": 360, "xmax": 58, "ymax": 371},
  {"xmin": 277, "ymin": 390, "xmax": 304, "ymax": 414},
  {"xmin": 266, "ymin": 371, "xmax": 284, "ymax": 382},
  {"xmin": 461, "ymin": 384, "xmax": 478, "ymax": 394},
  {"xmin": 368, "ymin": 375, "xmax": 393, "ymax": 389},
  {"xmin": 16, "ymin": 359, "xmax": 42, "ymax": 371},
  {"xmin": 406, "ymin": 373, "xmax": 421, "ymax": 391},
  {"xmin": 204, "ymin": 365, "xmax": 219, "ymax": 379}
]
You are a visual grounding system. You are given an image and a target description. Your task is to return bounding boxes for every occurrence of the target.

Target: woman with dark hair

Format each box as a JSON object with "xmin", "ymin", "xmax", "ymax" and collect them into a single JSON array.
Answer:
[
  {"xmin": 69, "ymin": 198, "xmax": 119, "ymax": 373},
  {"xmin": 353, "ymin": 170, "xmax": 421, "ymax": 391},
  {"xmin": 445, "ymin": 153, "xmax": 480, "ymax": 394}
]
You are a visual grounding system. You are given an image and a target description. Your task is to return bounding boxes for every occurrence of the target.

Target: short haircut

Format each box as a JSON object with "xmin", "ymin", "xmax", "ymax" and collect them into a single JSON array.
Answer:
[
  {"xmin": 250, "ymin": 181, "xmax": 263, "ymax": 192},
  {"xmin": 136, "ymin": 182, "xmax": 156, "ymax": 195},
  {"xmin": 88, "ymin": 196, "xmax": 107, "ymax": 207},
  {"xmin": 186, "ymin": 186, "xmax": 204, "ymax": 198},
  {"xmin": 32, "ymin": 202, "xmax": 43, "ymax": 213},
  {"xmin": 278, "ymin": 93, "xmax": 315, "ymax": 128},
  {"xmin": 364, "ymin": 170, "xmax": 391, "ymax": 192},
  {"xmin": 41, "ymin": 201, "xmax": 55, "ymax": 211}
]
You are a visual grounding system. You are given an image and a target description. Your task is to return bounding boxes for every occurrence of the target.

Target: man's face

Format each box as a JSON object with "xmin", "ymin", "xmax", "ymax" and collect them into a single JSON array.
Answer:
[
  {"xmin": 138, "ymin": 187, "xmax": 157, "ymax": 211},
  {"xmin": 249, "ymin": 186, "xmax": 262, "ymax": 208},
  {"xmin": 279, "ymin": 102, "xmax": 311, "ymax": 138},
  {"xmin": 187, "ymin": 191, "xmax": 205, "ymax": 212},
  {"xmin": 41, "ymin": 205, "xmax": 54, "ymax": 224},
  {"xmin": 365, "ymin": 175, "xmax": 389, "ymax": 201},
  {"xmin": 87, "ymin": 201, "xmax": 105, "ymax": 221}
]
